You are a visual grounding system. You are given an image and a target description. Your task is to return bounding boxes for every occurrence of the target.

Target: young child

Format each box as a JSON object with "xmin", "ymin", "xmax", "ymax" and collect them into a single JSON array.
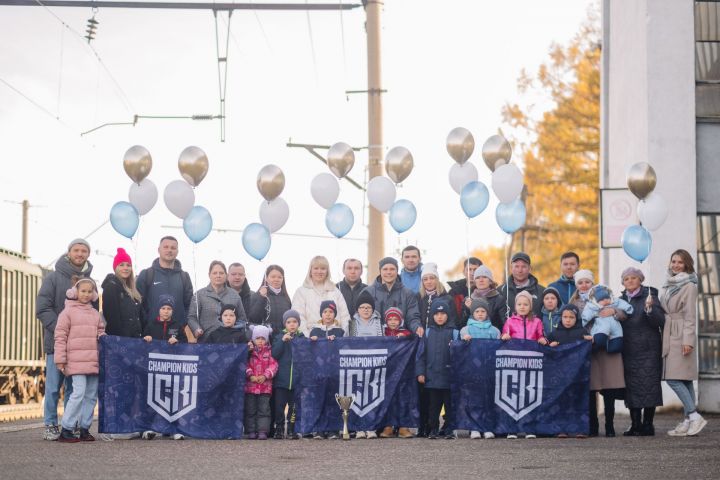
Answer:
[
  {"xmin": 459, "ymin": 298, "xmax": 499, "ymax": 440},
  {"xmin": 501, "ymin": 291, "xmax": 544, "ymax": 439},
  {"xmin": 541, "ymin": 287, "xmax": 562, "ymax": 336},
  {"xmin": 271, "ymin": 310, "xmax": 305, "ymax": 440},
  {"xmin": 581, "ymin": 285, "xmax": 633, "ymax": 353},
  {"xmin": 383, "ymin": 307, "xmax": 412, "ymax": 338},
  {"xmin": 309, "ymin": 300, "xmax": 345, "ymax": 341},
  {"xmin": 548, "ymin": 304, "xmax": 593, "ymax": 347},
  {"xmin": 245, "ymin": 325, "xmax": 278, "ymax": 440},
  {"xmin": 416, "ymin": 299, "xmax": 458, "ymax": 440},
  {"xmin": 204, "ymin": 304, "xmax": 249, "ymax": 344},
  {"xmin": 53, "ymin": 277, "xmax": 105, "ymax": 443},
  {"xmin": 142, "ymin": 294, "xmax": 181, "ymax": 345},
  {"xmin": 348, "ymin": 291, "xmax": 383, "ymax": 337}
]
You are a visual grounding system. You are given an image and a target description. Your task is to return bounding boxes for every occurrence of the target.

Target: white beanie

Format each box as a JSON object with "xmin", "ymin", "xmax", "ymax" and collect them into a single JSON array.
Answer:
[
  {"xmin": 574, "ymin": 269, "xmax": 594, "ymax": 285},
  {"xmin": 421, "ymin": 262, "xmax": 439, "ymax": 279}
]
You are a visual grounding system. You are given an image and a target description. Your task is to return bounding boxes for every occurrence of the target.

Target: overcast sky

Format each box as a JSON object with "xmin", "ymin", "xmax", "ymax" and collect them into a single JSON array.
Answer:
[{"xmin": 0, "ymin": 0, "xmax": 594, "ymax": 291}]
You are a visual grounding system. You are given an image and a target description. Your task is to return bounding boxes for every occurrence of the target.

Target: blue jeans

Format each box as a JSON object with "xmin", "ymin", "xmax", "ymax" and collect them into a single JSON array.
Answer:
[
  {"xmin": 666, "ymin": 380, "xmax": 696, "ymax": 416},
  {"xmin": 61, "ymin": 374, "xmax": 98, "ymax": 430},
  {"xmin": 43, "ymin": 354, "xmax": 73, "ymax": 426}
]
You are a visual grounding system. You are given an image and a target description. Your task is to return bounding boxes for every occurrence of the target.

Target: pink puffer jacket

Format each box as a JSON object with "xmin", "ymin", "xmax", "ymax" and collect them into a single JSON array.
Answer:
[
  {"xmin": 54, "ymin": 299, "xmax": 105, "ymax": 375},
  {"xmin": 502, "ymin": 314, "xmax": 544, "ymax": 341},
  {"xmin": 245, "ymin": 345, "xmax": 278, "ymax": 395}
]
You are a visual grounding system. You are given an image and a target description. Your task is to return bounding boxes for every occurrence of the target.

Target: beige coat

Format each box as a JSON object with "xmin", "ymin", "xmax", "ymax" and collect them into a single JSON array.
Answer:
[{"xmin": 660, "ymin": 282, "xmax": 698, "ymax": 381}]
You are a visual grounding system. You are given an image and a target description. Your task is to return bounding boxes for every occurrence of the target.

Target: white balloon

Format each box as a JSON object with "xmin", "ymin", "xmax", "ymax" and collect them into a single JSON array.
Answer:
[
  {"xmin": 367, "ymin": 176, "xmax": 397, "ymax": 212},
  {"xmin": 128, "ymin": 178, "xmax": 158, "ymax": 215},
  {"xmin": 637, "ymin": 192, "xmax": 668, "ymax": 231},
  {"xmin": 491, "ymin": 163, "xmax": 524, "ymax": 203},
  {"xmin": 163, "ymin": 180, "xmax": 195, "ymax": 219},
  {"xmin": 310, "ymin": 173, "xmax": 339, "ymax": 209},
  {"xmin": 259, "ymin": 197, "xmax": 290, "ymax": 233},
  {"xmin": 448, "ymin": 162, "xmax": 479, "ymax": 194}
]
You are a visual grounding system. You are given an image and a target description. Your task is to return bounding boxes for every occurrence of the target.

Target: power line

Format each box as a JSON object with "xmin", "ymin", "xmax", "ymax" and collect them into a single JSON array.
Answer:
[
  {"xmin": 305, "ymin": 0, "xmax": 320, "ymax": 84},
  {"xmin": 0, "ymin": 76, "xmax": 68, "ymax": 125}
]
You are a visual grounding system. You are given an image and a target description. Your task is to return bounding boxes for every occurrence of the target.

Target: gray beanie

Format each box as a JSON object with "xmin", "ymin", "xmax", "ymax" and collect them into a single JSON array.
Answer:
[
  {"xmin": 283, "ymin": 309, "xmax": 301, "ymax": 326},
  {"xmin": 470, "ymin": 298, "xmax": 490, "ymax": 316},
  {"xmin": 379, "ymin": 257, "xmax": 398, "ymax": 270},
  {"xmin": 67, "ymin": 238, "xmax": 90, "ymax": 252},
  {"xmin": 473, "ymin": 265, "xmax": 494, "ymax": 282}
]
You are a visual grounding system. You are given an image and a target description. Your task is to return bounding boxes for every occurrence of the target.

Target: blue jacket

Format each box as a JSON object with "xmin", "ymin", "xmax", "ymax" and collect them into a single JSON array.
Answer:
[
  {"xmin": 548, "ymin": 276, "xmax": 576, "ymax": 305},
  {"xmin": 541, "ymin": 308, "xmax": 561, "ymax": 336},
  {"xmin": 400, "ymin": 266, "xmax": 423, "ymax": 294},
  {"xmin": 137, "ymin": 258, "xmax": 193, "ymax": 330},
  {"xmin": 271, "ymin": 330, "xmax": 305, "ymax": 390},
  {"xmin": 460, "ymin": 319, "xmax": 500, "ymax": 340},
  {"xmin": 415, "ymin": 324, "xmax": 459, "ymax": 389}
]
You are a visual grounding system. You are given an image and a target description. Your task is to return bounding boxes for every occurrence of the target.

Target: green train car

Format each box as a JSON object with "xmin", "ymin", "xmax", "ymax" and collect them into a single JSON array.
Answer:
[{"xmin": 0, "ymin": 248, "xmax": 44, "ymax": 404}]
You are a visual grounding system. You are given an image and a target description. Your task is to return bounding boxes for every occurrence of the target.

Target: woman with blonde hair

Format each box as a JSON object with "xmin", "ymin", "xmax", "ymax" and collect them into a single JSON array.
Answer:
[
  {"xmin": 101, "ymin": 248, "xmax": 143, "ymax": 338},
  {"xmin": 291, "ymin": 256, "xmax": 350, "ymax": 337}
]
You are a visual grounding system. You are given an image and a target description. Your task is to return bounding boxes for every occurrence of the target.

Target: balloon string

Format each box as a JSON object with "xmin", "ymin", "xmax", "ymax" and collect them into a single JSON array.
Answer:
[
  {"xmin": 133, "ymin": 216, "xmax": 142, "ymax": 270},
  {"xmin": 466, "ymin": 217, "xmax": 471, "ymax": 298},
  {"xmin": 193, "ymin": 243, "xmax": 199, "ymax": 322},
  {"xmin": 505, "ymin": 238, "xmax": 510, "ymax": 320}
]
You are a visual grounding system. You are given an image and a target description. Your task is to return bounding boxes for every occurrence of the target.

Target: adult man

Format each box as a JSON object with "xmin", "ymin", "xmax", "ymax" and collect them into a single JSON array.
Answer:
[
  {"xmin": 228, "ymin": 262, "xmax": 252, "ymax": 312},
  {"xmin": 36, "ymin": 238, "xmax": 95, "ymax": 440},
  {"xmin": 499, "ymin": 252, "xmax": 545, "ymax": 319},
  {"xmin": 447, "ymin": 257, "xmax": 483, "ymax": 321},
  {"xmin": 399, "ymin": 245, "xmax": 423, "ymax": 294},
  {"xmin": 136, "ymin": 236, "xmax": 193, "ymax": 340},
  {"xmin": 548, "ymin": 251, "xmax": 580, "ymax": 305},
  {"xmin": 336, "ymin": 258, "xmax": 367, "ymax": 314}
]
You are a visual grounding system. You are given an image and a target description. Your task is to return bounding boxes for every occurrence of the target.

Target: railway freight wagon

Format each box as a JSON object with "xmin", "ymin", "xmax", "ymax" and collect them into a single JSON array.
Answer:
[{"xmin": 0, "ymin": 248, "xmax": 44, "ymax": 404}]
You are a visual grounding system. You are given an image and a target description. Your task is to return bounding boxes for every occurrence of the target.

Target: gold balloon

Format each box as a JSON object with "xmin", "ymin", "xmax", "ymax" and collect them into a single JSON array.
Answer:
[
  {"xmin": 256, "ymin": 164, "xmax": 285, "ymax": 201},
  {"xmin": 123, "ymin": 145, "xmax": 152, "ymax": 184},
  {"xmin": 446, "ymin": 127, "xmax": 475, "ymax": 165},
  {"xmin": 627, "ymin": 162, "xmax": 657, "ymax": 200},
  {"xmin": 178, "ymin": 146, "xmax": 209, "ymax": 187},
  {"xmin": 481, "ymin": 135, "xmax": 512, "ymax": 171},
  {"xmin": 327, "ymin": 142, "xmax": 355, "ymax": 178},
  {"xmin": 385, "ymin": 146, "xmax": 414, "ymax": 184}
]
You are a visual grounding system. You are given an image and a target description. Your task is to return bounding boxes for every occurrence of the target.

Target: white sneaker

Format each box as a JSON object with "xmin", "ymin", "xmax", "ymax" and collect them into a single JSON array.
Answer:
[
  {"xmin": 526, "ymin": 434, "xmax": 537, "ymax": 439},
  {"xmin": 470, "ymin": 430, "xmax": 482, "ymax": 439},
  {"xmin": 507, "ymin": 434, "xmax": 518, "ymax": 439},
  {"xmin": 43, "ymin": 425, "xmax": 61, "ymax": 441},
  {"xmin": 687, "ymin": 417, "xmax": 708, "ymax": 436},
  {"xmin": 172, "ymin": 433, "xmax": 185, "ymax": 440},
  {"xmin": 668, "ymin": 420, "xmax": 690, "ymax": 437},
  {"xmin": 365, "ymin": 431, "xmax": 377, "ymax": 439},
  {"xmin": 141, "ymin": 431, "xmax": 157, "ymax": 440},
  {"xmin": 483, "ymin": 432, "xmax": 495, "ymax": 439},
  {"xmin": 355, "ymin": 431, "xmax": 366, "ymax": 439}
]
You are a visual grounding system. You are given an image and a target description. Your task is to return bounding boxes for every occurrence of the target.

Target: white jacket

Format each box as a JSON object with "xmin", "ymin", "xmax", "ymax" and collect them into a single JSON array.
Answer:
[{"xmin": 291, "ymin": 277, "xmax": 350, "ymax": 337}]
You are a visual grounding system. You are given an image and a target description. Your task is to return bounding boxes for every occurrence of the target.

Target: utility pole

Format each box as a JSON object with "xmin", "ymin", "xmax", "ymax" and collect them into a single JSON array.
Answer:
[
  {"xmin": 365, "ymin": 0, "xmax": 384, "ymax": 279},
  {"xmin": 21, "ymin": 200, "xmax": 29, "ymax": 256}
]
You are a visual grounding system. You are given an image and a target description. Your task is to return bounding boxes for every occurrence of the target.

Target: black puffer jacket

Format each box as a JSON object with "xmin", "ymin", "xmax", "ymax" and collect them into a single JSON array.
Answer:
[
  {"xmin": 465, "ymin": 289, "xmax": 507, "ymax": 331},
  {"xmin": 362, "ymin": 277, "xmax": 421, "ymax": 332},
  {"xmin": 498, "ymin": 274, "xmax": 545, "ymax": 319},
  {"xmin": 547, "ymin": 319, "xmax": 588, "ymax": 345},
  {"xmin": 101, "ymin": 274, "xmax": 143, "ymax": 338},
  {"xmin": 417, "ymin": 292, "xmax": 458, "ymax": 329},
  {"xmin": 248, "ymin": 290, "xmax": 292, "ymax": 334}
]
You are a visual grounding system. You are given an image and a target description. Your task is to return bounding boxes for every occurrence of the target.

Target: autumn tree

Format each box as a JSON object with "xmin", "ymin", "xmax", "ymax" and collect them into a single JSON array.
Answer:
[{"xmin": 449, "ymin": 8, "xmax": 600, "ymax": 285}]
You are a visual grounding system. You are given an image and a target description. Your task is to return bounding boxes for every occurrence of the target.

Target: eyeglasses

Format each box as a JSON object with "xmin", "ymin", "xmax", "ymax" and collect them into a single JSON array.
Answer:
[{"xmin": 358, "ymin": 305, "xmax": 373, "ymax": 309}]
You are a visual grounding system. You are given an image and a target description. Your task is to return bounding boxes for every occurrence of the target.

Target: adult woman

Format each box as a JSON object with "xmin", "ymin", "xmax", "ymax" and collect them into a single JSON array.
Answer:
[
  {"xmin": 101, "ymin": 248, "xmax": 143, "ymax": 338},
  {"xmin": 187, "ymin": 260, "xmax": 247, "ymax": 343},
  {"xmin": 661, "ymin": 249, "xmax": 708, "ymax": 437},
  {"xmin": 463, "ymin": 265, "xmax": 506, "ymax": 331},
  {"xmin": 291, "ymin": 256, "xmax": 350, "ymax": 337},
  {"xmin": 417, "ymin": 263, "xmax": 456, "ymax": 329},
  {"xmin": 619, "ymin": 267, "xmax": 664, "ymax": 436},
  {"xmin": 248, "ymin": 265, "xmax": 292, "ymax": 334},
  {"xmin": 570, "ymin": 269, "xmax": 626, "ymax": 437}
]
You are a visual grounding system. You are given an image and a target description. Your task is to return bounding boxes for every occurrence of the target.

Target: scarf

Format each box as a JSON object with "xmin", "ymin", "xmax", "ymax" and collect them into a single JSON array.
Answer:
[
  {"xmin": 662, "ymin": 270, "xmax": 698, "ymax": 301},
  {"xmin": 626, "ymin": 287, "xmax": 643, "ymax": 299},
  {"xmin": 466, "ymin": 318, "xmax": 492, "ymax": 337},
  {"xmin": 425, "ymin": 289, "xmax": 437, "ymax": 297},
  {"xmin": 471, "ymin": 287, "xmax": 492, "ymax": 299}
]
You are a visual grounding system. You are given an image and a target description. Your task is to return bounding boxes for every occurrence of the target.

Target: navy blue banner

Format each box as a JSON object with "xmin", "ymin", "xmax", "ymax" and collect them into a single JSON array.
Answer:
[
  {"xmin": 292, "ymin": 337, "xmax": 419, "ymax": 433},
  {"xmin": 98, "ymin": 335, "xmax": 247, "ymax": 439},
  {"xmin": 451, "ymin": 339, "xmax": 591, "ymax": 435}
]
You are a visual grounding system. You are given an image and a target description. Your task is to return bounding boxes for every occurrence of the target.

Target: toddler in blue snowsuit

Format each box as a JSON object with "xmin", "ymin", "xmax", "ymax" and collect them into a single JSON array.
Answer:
[{"xmin": 581, "ymin": 285, "xmax": 633, "ymax": 353}]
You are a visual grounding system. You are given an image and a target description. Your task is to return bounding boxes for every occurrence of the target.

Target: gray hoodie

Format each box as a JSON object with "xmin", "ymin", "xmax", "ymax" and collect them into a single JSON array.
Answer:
[{"xmin": 36, "ymin": 255, "xmax": 95, "ymax": 354}]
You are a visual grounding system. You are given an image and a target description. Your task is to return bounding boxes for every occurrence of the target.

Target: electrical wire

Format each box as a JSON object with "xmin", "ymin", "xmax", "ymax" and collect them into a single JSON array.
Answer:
[
  {"xmin": 249, "ymin": 0, "xmax": 274, "ymax": 54},
  {"xmin": 305, "ymin": 0, "xmax": 320, "ymax": 84},
  {"xmin": 0, "ymin": 76, "xmax": 69, "ymax": 126},
  {"xmin": 338, "ymin": 0, "xmax": 347, "ymax": 79},
  {"xmin": 56, "ymin": 25, "xmax": 64, "ymax": 118}
]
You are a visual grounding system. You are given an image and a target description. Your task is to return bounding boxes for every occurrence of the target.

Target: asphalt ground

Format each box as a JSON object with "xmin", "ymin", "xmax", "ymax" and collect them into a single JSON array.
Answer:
[{"xmin": 1, "ymin": 413, "xmax": 719, "ymax": 480}]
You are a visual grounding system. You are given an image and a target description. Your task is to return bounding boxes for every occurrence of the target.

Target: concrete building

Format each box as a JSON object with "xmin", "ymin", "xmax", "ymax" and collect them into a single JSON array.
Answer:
[{"xmin": 601, "ymin": 0, "xmax": 720, "ymax": 412}]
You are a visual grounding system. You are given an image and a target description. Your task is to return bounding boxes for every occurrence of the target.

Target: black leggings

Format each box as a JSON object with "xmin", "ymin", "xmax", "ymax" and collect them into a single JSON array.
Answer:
[
  {"xmin": 427, "ymin": 388, "xmax": 452, "ymax": 431},
  {"xmin": 418, "ymin": 383, "xmax": 430, "ymax": 432}
]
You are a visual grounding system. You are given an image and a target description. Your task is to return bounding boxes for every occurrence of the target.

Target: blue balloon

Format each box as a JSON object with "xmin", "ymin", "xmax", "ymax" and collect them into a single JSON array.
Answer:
[
  {"xmin": 496, "ymin": 199, "xmax": 526, "ymax": 234},
  {"xmin": 460, "ymin": 181, "xmax": 490, "ymax": 218},
  {"xmin": 242, "ymin": 223, "xmax": 271, "ymax": 261},
  {"xmin": 183, "ymin": 206, "xmax": 213, "ymax": 243},
  {"xmin": 389, "ymin": 199, "xmax": 417, "ymax": 234},
  {"xmin": 325, "ymin": 203, "xmax": 354, "ymax": 238},
  {"xmin": 110, "ymin": 201, "xmax": 139, "ymax": 239},
  {"xmin": 621, "ymin": 225, "xmax": 652, "ymax": 262}
]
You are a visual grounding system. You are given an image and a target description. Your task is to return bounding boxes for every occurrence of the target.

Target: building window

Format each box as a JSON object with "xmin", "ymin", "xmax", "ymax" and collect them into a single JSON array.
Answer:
[{"xmin": 698, "ymin": 214, "xmax": 720, "ymax": 375}]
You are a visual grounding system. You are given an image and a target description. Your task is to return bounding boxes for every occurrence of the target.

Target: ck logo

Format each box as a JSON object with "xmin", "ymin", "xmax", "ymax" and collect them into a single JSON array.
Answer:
[
  {"xmin": 494, "ymin": 350, "xmax": 544, "ymax": 421},
  {"xmin": 338, "ymin": 348, "xmax": 387, "ymax": 417},
  {"xmin": 147, "ymin": 352, "xmax": 199, "ymax": 422}
]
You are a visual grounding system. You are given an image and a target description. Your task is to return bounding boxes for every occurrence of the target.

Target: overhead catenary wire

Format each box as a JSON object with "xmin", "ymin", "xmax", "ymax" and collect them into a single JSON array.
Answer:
[
  {"xmin": 304, "ymin": 0, "xmax": 319, "ymax": 84},
  {"xmin": 0, "ymin": 76, "xmax": 69, "ymax": 126},
  {"xmin": 56, "ymin": 24, "xmax": 65, "ymax": 118}
]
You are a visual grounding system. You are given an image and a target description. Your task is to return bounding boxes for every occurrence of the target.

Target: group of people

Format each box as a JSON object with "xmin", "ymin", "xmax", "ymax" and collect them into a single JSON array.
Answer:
[{"xmin": 38, "ymin": 237, "xmax": 708, "ymax": 442}]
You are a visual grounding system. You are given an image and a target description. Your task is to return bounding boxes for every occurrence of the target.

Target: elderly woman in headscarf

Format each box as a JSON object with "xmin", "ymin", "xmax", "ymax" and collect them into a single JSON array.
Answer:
[{"xmin": 619, "ymin": 266, "xmax": 665, "ymax": 436}]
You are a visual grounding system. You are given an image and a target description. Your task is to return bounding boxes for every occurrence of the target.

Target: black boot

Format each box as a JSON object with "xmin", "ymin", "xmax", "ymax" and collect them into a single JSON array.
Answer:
[
  {"xmin": 287, "ymin": 421, "xmax": 296, "ymax": 440},
  {"xmin": 640, "ymin": 407, "xmax": 656, "ymax": 436},
  {"xmin": 623, "ymin": 408, "xmax": 642, "ymax": 436},
  {"xmin": 274, "ymin": 423, "xmax": 285, "ymax": 439},
  {"xmin": 604, "ymin": 397, "xmax": 615, "ymax": 437},
  {"xmin": 589, "ymin": 391, "xmax": 599, "ymax": 437}
]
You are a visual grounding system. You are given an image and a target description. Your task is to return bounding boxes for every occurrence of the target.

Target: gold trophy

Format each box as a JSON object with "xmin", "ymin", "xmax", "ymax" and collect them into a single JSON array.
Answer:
[{"xmin": 335, "ymin": 393, "xmax": 355, "ymax": 440}]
